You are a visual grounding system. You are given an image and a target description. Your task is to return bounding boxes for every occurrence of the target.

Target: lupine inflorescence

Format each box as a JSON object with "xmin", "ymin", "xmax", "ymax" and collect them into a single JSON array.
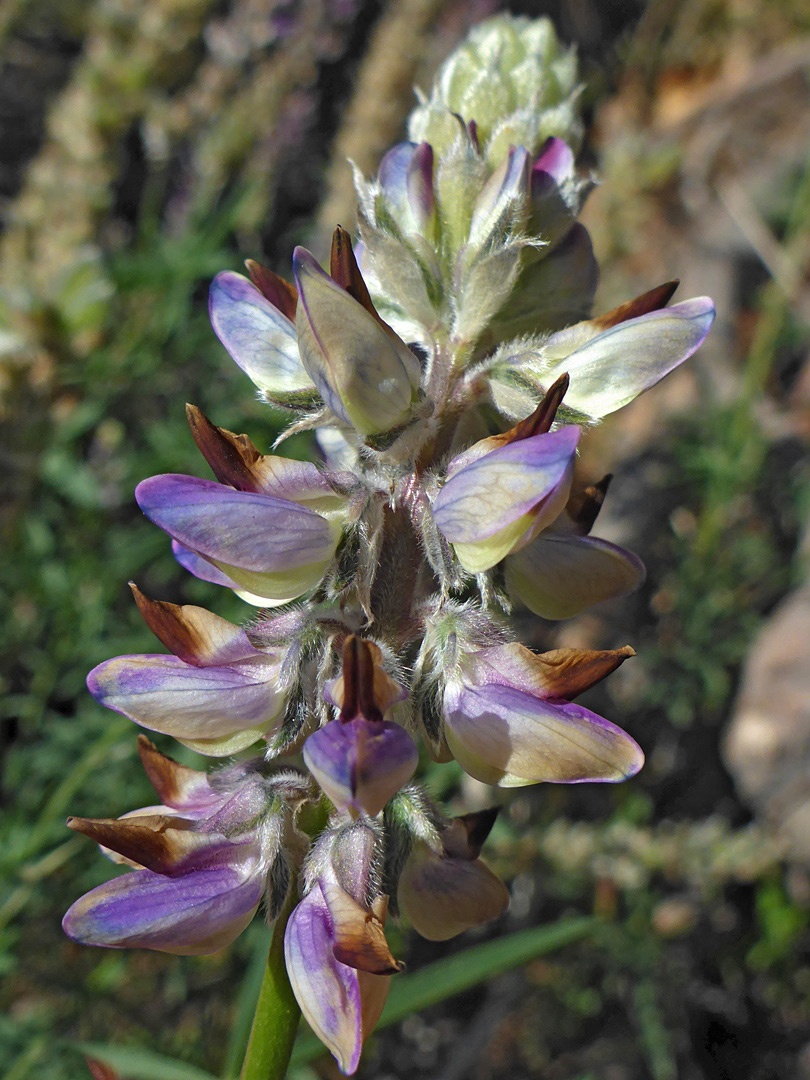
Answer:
[{"xmin": 63, "ymin": 16, "xmax": 715, "ymax": 1075}]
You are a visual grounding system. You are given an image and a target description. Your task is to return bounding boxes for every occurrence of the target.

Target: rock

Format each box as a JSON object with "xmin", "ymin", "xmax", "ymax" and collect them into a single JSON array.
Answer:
[{"xmin": 723, "ymin": 586, "xmax": 810, "ymax": 862}]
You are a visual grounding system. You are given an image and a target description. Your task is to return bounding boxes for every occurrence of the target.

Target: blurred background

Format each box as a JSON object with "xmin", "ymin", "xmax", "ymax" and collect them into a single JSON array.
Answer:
[{"xmin": 2, "ymin": 0, "xmax": 810, "ymax": 1077}]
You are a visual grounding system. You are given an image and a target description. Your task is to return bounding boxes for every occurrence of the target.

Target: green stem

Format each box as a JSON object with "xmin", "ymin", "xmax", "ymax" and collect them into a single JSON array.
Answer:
[{"xmin": 239, "ymin": 885, "xmax": 301, "ymax": 1080}]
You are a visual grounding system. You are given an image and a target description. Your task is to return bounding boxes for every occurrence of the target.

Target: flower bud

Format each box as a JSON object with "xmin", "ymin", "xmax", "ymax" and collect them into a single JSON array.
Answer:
[
  {"xmin": 408, "ymin": 14, "xmax": 581, "ymax": 160},
  {"xmin": 136, "ymin": 473, "xmax": 342, "ymax": 601},
  {"xmin": 209, "ymin": 270, "xmax": 315, "ymax": 405},
  {"xmin": 376, "ymin": 141, "xmax": 436, "ymax": 239},
  {"xmin": 87, "ymin": 587, "xmax": 288, "ymax": 755},
  {"xmin": 442, "ymin": 642, "xmax": 644, "ymax": 786},
  {"xmin": 293, "ymin": 245, "xmax": 421, "ymax": 438}
]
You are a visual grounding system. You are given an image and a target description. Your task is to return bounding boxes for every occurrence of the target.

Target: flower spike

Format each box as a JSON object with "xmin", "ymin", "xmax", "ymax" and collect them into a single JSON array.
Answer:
[{"xmin": 66, "ymin": 15, "xmax": 716, "ymax": 1076}]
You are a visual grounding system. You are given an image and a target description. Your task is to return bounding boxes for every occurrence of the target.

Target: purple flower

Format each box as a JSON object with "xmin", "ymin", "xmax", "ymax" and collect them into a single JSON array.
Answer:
[
  {"xmin": 443, "ymin": 641, "xmax": 643, "ymax": 786},
  {"xmin": 304, "ymin": 636, "xmax": 417, "ymax": 817},
  {"xmin": 541, "ymin": 293, "xmax": 716, "ymax": 418},
  {"xmin": 136, "ymin": 473, "xmax": 342, "ymax": 602},
  {"xmin": 432, "ymin": 411, "xmax": 579, "ymax": 574},
  {"xmin": 87, "ymin": 586, "xmax": 288, "ymax": 755},
  {"xmin": 285, "ymin": 822, "xmax": 400, "ymax": 1074},
  {"xmin": 62, "ymin": 739, "xmax": 292, "ymax": 954},
  {"xmin": 209, "ymin": 268, "xmax": 315, "ymax": 404}
]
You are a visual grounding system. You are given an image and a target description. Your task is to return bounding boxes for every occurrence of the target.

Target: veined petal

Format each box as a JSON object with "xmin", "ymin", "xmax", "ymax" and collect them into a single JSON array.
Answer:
[
  {"xmin": 137, "ymin": 474, "xmax": 340, "ymax": 600},
  {"xmin": 505, "ymin": 533, "xmax": 645, "ymax": 619},
  {"xmin": 443, "ymin": 681, "xmax": 644, "ymax": 786},
  {"xmin": 87, "ymin": 653, "xmax": 285, "ymax": 740},
  {"xmin": 285, "ymin": 883, "xmax": 364, "ymax": 1075},
  {"xmin": 398, "ymin": 841, "xmax": 509, "ymax": 941},
  {"xmin": 432, "ymin": 426, "xmax": 579, "ymax": 572},
  {"xmin": 545, "ymin": 298, "xmax": 715, "ymax": 417},
  {"xmin": 209, "ymin": 271, "xmax": 314, "ymax": 398},
  {"xmin": 293, "ymin": 246, "xmax": 420, "ymax": 437},
  {"xmin": 62, "ymin": 860, "xmax": 262, "ymax": 955},
  {"xmin": 303, "ymin": 718, "xmax": 418, "ymax": 818}
]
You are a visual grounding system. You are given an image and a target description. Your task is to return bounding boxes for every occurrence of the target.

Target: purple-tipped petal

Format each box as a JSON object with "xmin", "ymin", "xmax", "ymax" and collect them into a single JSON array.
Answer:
[
  {"xmin": 533, "ymin": 137, "xmax": 575, "ymax": 184},
  {"xmin": 432, "ymin": 426, "xmax": 579, "ymax": 572},
  {"xmin": 137, "ymin": 474, "xmax": 339, "ymax": 599},
  {"xmin": 406, "ymin": 142, "xmax": 435, "ymax": 227},
  {"xmin": 377, "ymin": 140, "xmax": 434, "ymax": 230},
  {"xmin": 545, "ymin": 297, "xmax": 716, "ymax": 417},
  {"xmin": 87, "ymin": 653, "xmax": 285, "ymax": 741},
  {"xmin": 505, "ymin": 533, "xmax": 646, "ymax": 620},
  {"xmin": 443, "ymin": 680, "xmax": 644, "ymax": 787},
  {"xmin": 62, "ymin": 856, "xmax": 262, "ymax": 955},
  {"xmin": 209, "ymin": 271, "xmax": 313, "ymax": 398},
  {"xmin": 303, "ymin": 718, "xmax": 418, "ymax": 818},
  {"xmin": 285, "ymin": 883, "xmax": 364, "ymax": 1074}
]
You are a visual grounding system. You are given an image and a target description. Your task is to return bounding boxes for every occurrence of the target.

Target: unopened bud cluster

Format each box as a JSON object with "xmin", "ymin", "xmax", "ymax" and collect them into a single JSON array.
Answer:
[{"xmin": 64, "ymin": 15, "xmax": 714, "ymax": 1075}]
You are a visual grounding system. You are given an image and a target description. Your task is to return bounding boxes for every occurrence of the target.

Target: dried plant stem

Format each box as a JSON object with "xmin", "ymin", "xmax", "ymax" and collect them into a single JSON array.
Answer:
[
  {"xmin": 239, "ymin": 882, "xmax": 301, "ymax": 1080},
  {"xmin": 314, "ymin": 0, "xmax": 447, "ymax": 249}
]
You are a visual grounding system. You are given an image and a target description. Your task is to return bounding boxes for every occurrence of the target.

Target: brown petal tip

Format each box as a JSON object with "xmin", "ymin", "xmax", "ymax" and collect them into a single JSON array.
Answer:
[
  {"xmin": 593, "ymin": 281, "xmax": 679, "ymax": 331},
  {"xmin": 245, "ymin": 258, "xmax": 298, "ymax": 320},
  {"xmin": 442, "ymin": 807, "xmax": 500, "ymax": 860},
  {"xmin": 185, "ymin": 403, "xmax": 263, "ymax": 492}
]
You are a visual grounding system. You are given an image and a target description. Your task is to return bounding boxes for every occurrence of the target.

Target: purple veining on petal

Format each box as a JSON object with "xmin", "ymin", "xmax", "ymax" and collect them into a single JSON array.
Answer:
[
  {"xmin": 87, "ymin": 653, "xmax": 284, "ymax": 739},
  {"xmin": 433, "ymin": 425, "xmax": 580, "ymax": 543},
  {"xmin": 303, "ymin": 718, "xmax": 418, "ymax": 817},
  {"xmin": 285, "ymin": 883, "xmax": 363, "ymax": 1074},
  {"xmin": 136, "ymin": 474, "xmax": 335, "ymax": 573},
  {"xmin": 62, "ymin": 859, "xmax": 262, "ymax": 954}
]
